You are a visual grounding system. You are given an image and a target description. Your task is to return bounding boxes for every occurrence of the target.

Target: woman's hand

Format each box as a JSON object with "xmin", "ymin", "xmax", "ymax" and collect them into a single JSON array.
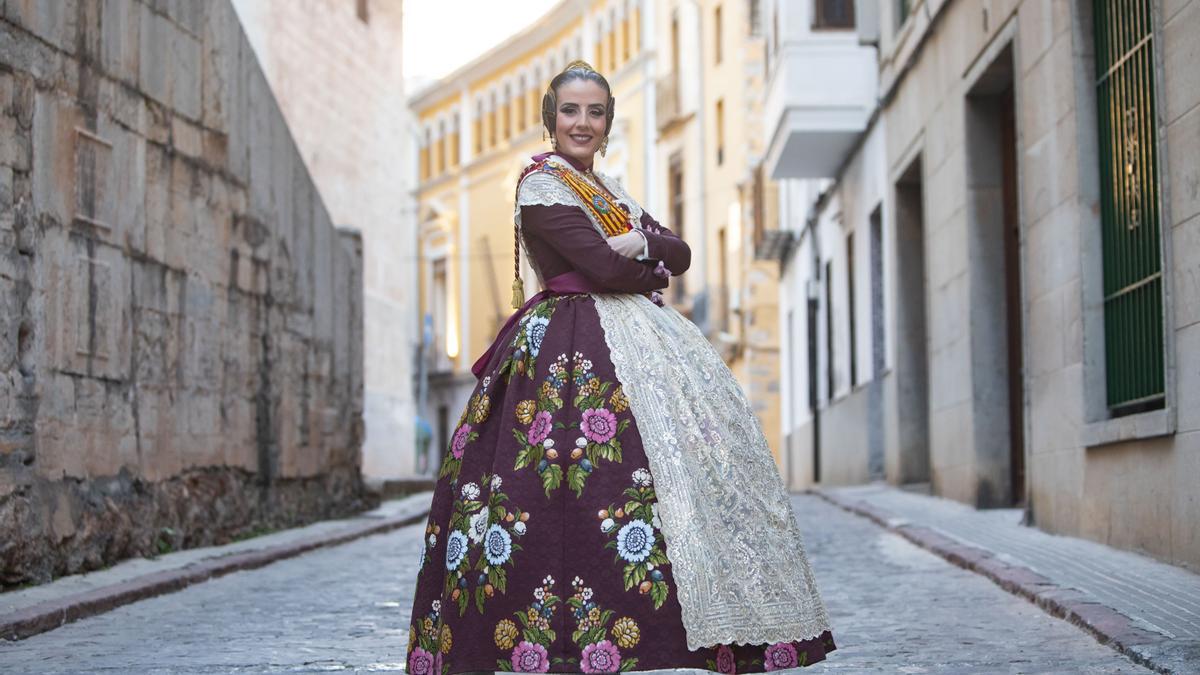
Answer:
[{"xmin": 605, "ymin": 230, "xmax": 647, "ymax": 259}]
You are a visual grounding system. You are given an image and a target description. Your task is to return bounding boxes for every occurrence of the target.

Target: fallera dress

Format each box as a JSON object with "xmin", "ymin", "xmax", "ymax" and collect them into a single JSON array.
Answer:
[{"xmin": 405, "ymin": 152, "xmax": 835, "ymax": 675}]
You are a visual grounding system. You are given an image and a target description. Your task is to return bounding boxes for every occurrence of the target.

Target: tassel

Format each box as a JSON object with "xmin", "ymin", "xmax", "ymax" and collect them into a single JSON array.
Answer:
[{"xmin": 511, "ymin": 277, "xmax": 525, "ymax": 309}]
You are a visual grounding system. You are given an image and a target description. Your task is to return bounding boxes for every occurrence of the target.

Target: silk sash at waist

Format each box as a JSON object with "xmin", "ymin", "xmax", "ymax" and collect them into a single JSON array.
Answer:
[{"xmin": 470, "ymin": 271, "xmax": 607, "ymax": 379}]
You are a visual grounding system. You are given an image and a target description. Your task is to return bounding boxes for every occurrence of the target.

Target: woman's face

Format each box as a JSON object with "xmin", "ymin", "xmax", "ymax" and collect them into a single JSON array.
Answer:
[{"xmin": 553, "ymin": 78, "xmax": 609, "ymax": 167}]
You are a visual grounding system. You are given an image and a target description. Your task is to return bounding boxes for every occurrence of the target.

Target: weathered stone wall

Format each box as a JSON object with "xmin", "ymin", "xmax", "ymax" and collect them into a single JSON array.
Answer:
[{"xmin": 0, "ymin": 0, "xmax": 369, "ymax": 588}]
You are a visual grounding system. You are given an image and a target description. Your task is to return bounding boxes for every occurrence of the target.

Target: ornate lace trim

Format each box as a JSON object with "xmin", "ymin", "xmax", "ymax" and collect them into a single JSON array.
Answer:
[{"xmin": 593, "ymin": 294, "xmax": 833, "ymax": 650}]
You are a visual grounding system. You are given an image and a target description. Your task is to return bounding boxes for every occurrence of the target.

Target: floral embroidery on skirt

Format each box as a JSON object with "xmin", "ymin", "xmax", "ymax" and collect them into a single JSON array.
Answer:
[{"xmin": 407, "ymin": 295, "xmax": 835, "ymax": 674}]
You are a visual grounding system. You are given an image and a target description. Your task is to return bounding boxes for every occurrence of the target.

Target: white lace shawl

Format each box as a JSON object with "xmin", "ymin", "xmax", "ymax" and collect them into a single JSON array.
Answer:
[{"xmin": 594, "ymin": 293, "xmax": 834, "ymax": 649}]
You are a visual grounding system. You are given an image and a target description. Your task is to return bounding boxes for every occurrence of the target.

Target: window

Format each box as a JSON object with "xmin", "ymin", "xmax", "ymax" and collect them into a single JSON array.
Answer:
[
  {"xmin": 595, "ymin": 21, "xmax": 605, "ymax": 71},
  {"xmin": 608, "ymin": 13, "xmax": 618, "ymax": 71},
  {"xmin": 714, "ymin": 5, "xmax": 724, "ymax": 64},
  {"xmin": 847, "ymin": 232, "xmax": 857, "ymax": 387},
  {"xmin": 503, "ymin": 88, "xmax": 512, "ymax": 140},
  {"xmin": 432, "ymin": 258, "xmax": 448, "ymax": 369},
  {"xmin": 749, "ymin": 0, "xmax": 763, "ymax": 36},
  {"xmin": 896, "ymin": 0, "xmax": 911, "ymax": 29},
  {"xmin": 356, "ymin": 0, "xmax": 369, "ymax": 24},
  {"xmin": 772, "ymin": 6, "xmax": 779, "ymax": 54},
  {"xmin": 668, "ymin": 156, "xmax": 685, "ymax": 302},
  {"xmin": 1093, "ymin": 0, "xmax": 1165, "ymax": 415},
  {"xmin": 622, "ymin": 15, "xmax": 631, "ymax": 60},
  {"xmin": 435, "ymin": 121, "xmax": 445, "ymax": 174},
  {"xmin": 671, "ymin": 11, "xmax": 681, "ymax": 74},
  {"xmin": 752, "ymin": 165, "xmax": 765, "ymax": 249},
  {"xmin": 718, "ymin": 226, "xmax": 729, "ymax": 330},
  {"xmin": 814, "ymin": 0, "xmax": 855, "ymax": 29},
  {"xmin": 474, "ymin": 102, "xmax": 483, "ymax": 154},
  {"xmin": 420, "ymin": 129, "xmax": 430, "ymax": 181},
  {"xmin": 516, "ymin": 87, "xmax": 526, "ymax": 132},
  {"xmin": 488, "ymin": 94, "xmax": 497, "ymax": 146},
  {"xmin": 825, "ymin": 261, "xmax": 834, "ymax": 400},
  {"xmin": 715, "ymin": 99, "xmax": 725, "ymax": 165}
]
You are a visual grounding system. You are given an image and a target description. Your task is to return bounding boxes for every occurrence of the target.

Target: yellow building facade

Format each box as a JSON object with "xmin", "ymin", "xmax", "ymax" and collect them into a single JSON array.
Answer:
[{"xmin": 411, "ymin": 0, "xmax": 784, "ymax": 472}]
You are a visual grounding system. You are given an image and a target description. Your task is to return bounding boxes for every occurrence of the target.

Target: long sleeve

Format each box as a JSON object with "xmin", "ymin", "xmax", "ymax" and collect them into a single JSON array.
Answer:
[
  {"xmin": 521, "ymin": 204, "xmax": 668, "ymax": 294},
  {"xmin": 637, "ymin": 211, "xmax": 691, "ymax": 276}
]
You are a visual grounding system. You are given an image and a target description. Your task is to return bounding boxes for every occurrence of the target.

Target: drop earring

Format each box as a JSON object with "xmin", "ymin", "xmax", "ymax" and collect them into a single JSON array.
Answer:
[{"xmin": 599, "ymin": 136, "xmax": 609, "ymax": 157}]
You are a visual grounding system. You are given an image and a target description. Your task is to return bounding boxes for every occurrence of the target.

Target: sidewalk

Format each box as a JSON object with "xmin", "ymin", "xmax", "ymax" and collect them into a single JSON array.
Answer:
[
  {"xmin": 0, "ymin": 491, "xmax": 433, "ymax": 642},
  {"xmin": 814, "ymin": 483, "xmax": 1200, "ymax": 675}
]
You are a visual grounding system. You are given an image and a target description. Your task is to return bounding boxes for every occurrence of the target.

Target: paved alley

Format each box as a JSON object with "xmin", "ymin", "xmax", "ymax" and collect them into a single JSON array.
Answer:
[{"xmin": 0, "ymin": 496, "xmax": 1150, "ymax": 673}]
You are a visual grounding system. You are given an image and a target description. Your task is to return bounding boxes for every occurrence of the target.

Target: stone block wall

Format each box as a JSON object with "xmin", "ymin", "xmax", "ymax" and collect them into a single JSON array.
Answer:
[{"xmin": 0, "ymin": 0, "xmax": 369, "ymax": 588}]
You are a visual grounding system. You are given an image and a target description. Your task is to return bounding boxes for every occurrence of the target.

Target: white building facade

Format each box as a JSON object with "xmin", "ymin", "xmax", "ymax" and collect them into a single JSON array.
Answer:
[{"xmin": 766, "ymin": 0, "xmax": 1200, "ymax": 571}]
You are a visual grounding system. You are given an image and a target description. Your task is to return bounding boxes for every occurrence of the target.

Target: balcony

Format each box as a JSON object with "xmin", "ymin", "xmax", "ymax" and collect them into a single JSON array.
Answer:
[{"xmin": 763, "ymin": 37, "xmax": 877, "ymax": 179}]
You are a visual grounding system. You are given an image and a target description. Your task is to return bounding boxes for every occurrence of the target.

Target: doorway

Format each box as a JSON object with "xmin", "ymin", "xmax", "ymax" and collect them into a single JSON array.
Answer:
[
  {"xmin": 893, "ymin": 157, "xmax": 931, "ymax": 485},
  {"xmin": 966, "ymin": 44, "xmax": 1025, "ymax": 507}
]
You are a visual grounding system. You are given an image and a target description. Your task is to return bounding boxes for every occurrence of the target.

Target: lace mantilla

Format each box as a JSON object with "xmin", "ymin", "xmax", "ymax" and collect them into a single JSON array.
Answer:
[{"xmin": 593, "ymin": 294, "xmax": 833, "ymax": 650}]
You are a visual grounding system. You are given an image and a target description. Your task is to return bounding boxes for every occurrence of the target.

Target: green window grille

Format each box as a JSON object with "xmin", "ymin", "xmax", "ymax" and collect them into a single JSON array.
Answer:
[{"xmin": 1093, "ymin": 0, "xmax": 1165, "ymax": 414}]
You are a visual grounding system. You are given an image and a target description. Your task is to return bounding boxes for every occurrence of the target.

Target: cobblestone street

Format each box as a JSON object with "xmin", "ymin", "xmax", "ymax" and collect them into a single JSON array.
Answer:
[{"xmin": 0, "ymin": 495, "xmax": 1150, "ymax": 673}]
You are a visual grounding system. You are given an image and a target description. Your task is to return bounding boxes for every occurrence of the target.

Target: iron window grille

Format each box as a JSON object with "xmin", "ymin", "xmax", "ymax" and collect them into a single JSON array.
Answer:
[{"xmin": 1093, "ymin": 0, "xmax": 1165, "ymax": 415}]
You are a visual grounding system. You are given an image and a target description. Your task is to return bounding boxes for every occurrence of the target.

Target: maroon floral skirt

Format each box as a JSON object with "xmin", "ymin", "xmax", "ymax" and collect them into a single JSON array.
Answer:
[{"xmin": 406, "ymin": 294, "xmax": 836, "ymax": 674}]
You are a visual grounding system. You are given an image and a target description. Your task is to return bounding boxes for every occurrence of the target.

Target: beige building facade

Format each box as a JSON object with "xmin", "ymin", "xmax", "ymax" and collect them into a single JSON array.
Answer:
[
  {"xmin": 768, "ymin": 0, "xmax": 1200, "ymax": 570},
  {"xmin": 410, "ymin": 0, "xmax": 788, "ymax": 470}
]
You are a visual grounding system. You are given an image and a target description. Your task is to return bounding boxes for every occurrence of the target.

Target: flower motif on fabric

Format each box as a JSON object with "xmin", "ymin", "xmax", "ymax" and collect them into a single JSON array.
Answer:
[
  {"xmin": 525, "ymin": 316, "xmax": 550, "ymax": 358},
  {"xmin": 484, "ymin": 524, "xmax": 513, "ymax": 565},
  {"xmin": 417, "ymin": 520, "xmax": 440, "ymax": 574},
  {"xmin": 496, "ymin": 577, "xmax": 560, "ymax": 671},
  {"xmin": 600, "ymin": 473, "xmax": 671, "ymax": 608},
  {"xmin": 443, "ymin": 472, "xmax": 528, "ymax": 616},
  {"xmin": 763, "ymin": 642, "xmax": 805, "ymax": 671},
  {"xmin": 581, "ymin": 408, "xmax": 618, "ymax": 444},
  {"xmin": 705, "ymin": 645, "xmax": 743, "ymax": 674},
  {"xmin": 514, "ymin": 351, "xmax": 632, "ymax": 499},
  {"xmin": 500, "ymin": 298, "xmax": 559, "ymax": 382},
  {"xmin": 444, "ymin": 531, "xmax": 468, "ymax": 571},
  {"xmin": 511, "ymin": 641, "xmax": 551, "ymax": 673},
  {"xmin": 467, "ymin": 393, "xmax": 492, "ymax": 425},
  {"xmin": 564, "ymin": 352, "xmax": 630, "ymax": 498},
  {"xmin": 408, "ymin": 647, "xmax": 435, "ymax": 675},
  {"xmin": 581, "ymin": 641, "xmax": 621, "ymax": 673},
  {"xmin": 438, "ymin": 377, "xmax": 492, "ymax": 484},
  {"xmin": 513, "ymin": 354, "xmax": 568, "ymax": 497},
  {"xmin": 555, "ymin": 577, "xmax": 640, "ymax": 672},
  {"xmin": 494, "ymin": 619, "xmax": 520, "ymax": 650},
  {"xmin": 406, "ymin": 599, "xmax": 451, "ymax": 675},
  {"xmin": 611, "ymin": 617, "xmax": 640, "ymax": 649},
  {"xmin": 609, "ymin": 385, "xmax": 629, "ymax": 413},
  {"xmin": 527, "ymin": 411, "xmax": 553, "ymax": 446},
  {"xmin": 615, "ymin": 520, "xmax": 654, "ymax": 563},
  {"xmin": 467, "ymin": 510, "xmax": 489, "ymax": 544}
]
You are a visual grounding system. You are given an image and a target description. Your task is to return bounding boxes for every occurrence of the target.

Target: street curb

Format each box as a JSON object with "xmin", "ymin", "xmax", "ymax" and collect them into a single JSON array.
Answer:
[
  {"xmin": 809, "ymin": 488, "xmax": 1181, "ymax": 675},
  {"xmin": 0, "ymin": 507, "xmax": 431, "ymax": 643}
]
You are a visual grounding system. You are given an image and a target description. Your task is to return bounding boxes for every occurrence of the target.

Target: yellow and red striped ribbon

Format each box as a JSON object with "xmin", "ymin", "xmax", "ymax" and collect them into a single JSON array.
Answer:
[{"xmin": 539, "ymin": 163, "xmax": 632, "ymax": 237}]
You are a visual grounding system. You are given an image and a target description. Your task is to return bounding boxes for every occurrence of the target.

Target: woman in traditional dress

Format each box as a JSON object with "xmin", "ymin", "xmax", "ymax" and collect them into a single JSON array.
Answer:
[{"xmin": 406, "ymin": 61, "xmax": 836, "ymax": 675}]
